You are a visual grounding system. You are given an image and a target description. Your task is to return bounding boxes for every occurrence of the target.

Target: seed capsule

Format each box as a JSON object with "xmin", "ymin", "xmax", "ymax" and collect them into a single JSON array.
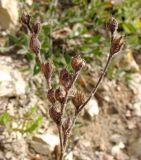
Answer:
[
  {"xmin": 41, "ymin": 61, "xmax": 53, "ymax": 81},
  {"xmin": 110, "ymin": 35, "xmax": 124, "ymax": 55},
  {"xmin": 49, "ymin": 107, "xmax": 61, "ymax": 125},
  {"xmin": 55, "ymin": 88, "xmax": 65, "ymax": 104},
  {"xmin": 32, "ymin": 20, "xmax": 41, "ymax": 35},
  {"xmin": 29, "ymin": 35, "xmax": 41, "ymax": 54},
  {"xmin": 47, "ymin": 88, "xmax": 56, "ymax": 104},
  {"xmin": 72, "ymin": 91, "xmax": 85, "ymax": 111},
  {"xmin": 108, "ymin": 17, "xmax": 118, "ymax": 34},
  {"xmin": 59, "ymin": 68, "xmax": 72, "ymax": 89},
  {"xmin": 63, "ymin": 117, "xmax": 72, "ymax": 134},
  {"xmin": 21, "ymin": 13, "xmax": 30, "ymax": 24},
  {"xmin": 71, "ymin": 56, "xmax": 85, "ymax": 72}
]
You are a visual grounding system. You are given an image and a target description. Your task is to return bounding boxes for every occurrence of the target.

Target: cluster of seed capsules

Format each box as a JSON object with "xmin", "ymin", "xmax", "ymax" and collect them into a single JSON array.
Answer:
[{"xmin": 21, "ymin": 13, "xmax": 86, "ymax": 131}]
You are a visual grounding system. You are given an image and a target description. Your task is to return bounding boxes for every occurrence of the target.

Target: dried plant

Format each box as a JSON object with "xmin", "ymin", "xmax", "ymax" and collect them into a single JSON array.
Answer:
[{"xmin": 21, "ymin": 14, "xmax": 124, "ymax": 160}]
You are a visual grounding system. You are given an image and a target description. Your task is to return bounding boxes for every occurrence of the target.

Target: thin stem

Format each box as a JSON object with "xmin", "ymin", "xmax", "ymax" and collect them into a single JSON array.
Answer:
[
  {"xmin": 59, "ymin": 70, "xmax": 80, "ymax": 160},
  {"xmin": 78, "ymin": 54, "xmax": 113, "ymax": 113},
  {"xmin": 58, "ymin": 126, "xmax": 63, "ymax": 160},
  {"xmin": 61, "ymin": 71, "xmax": 80, "ymax": 115},
  {"xmin": 26, "ymin": 23, "xmax": 33, "ymax": 33},
  {"xmin": 62, "ymin": 54, "xmax": 113, "ymax": 155}
]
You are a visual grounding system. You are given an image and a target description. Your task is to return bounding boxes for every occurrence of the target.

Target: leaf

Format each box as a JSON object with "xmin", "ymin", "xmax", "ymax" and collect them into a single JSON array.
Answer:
[
  {"xmin": 122, "ymin": 22, "xmax": 136, "ymax": 34},
  {"xmin": 24, "ymin": 116, "xmax": 43, "ymax": 133},
  {"xmin": 33, "ymin": 64, "xmax": 40, "ymax": 75},
  {"xmin": 0, "ymin": 112, "xmax": 11, "ymax": 125},
  {"xmin": 42, "ymin": 25, "xmax": 50, "ymax": 35}
]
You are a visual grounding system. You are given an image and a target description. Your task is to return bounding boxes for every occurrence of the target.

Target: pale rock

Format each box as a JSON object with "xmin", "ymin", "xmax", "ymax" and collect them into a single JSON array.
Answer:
[
  {"xmin": 85, "ymin": 99, "xmax": 99, "ymax": 119},
  {"xmin": 114, "ymin": 49, "xmax": 139, "ymax": 73},
  {"xmin": 0, "ymin": 0, "xmax": 19, "ymax": 29},
  {"xmin": 29, "ymin": 141, "xmax": 50, "ymax": 155},
  {"xmin": 111, "ymin": 142, "xmax": 125, "ymax": 156},
  {"xmin": 0, "ymin": 64, "xmax": 26, "ymax": 97},
  {"xmin": 102, "ymin": 154, "xmax": 114, "ymax": 160},
  {"xmin": 32, "ymin": 133, "xmax": 59, "ymax": 151},
  {"xmin": 26, "ymin": 0, "xmax": 33, "ymax": 5},
  {"xmin": 128, "ymin": 73, "xmax": 141, "ymax": 117},
  {"xmin": 65, "ymin": 151, "xmax": 73, "ymax": 160},
  {"xmin": 133, "ymin": 102, "xmax": 141, "ymax": 117},
  {"xmin": 110, "ymin": 134, "xmax": 127, "ymax": 144}
]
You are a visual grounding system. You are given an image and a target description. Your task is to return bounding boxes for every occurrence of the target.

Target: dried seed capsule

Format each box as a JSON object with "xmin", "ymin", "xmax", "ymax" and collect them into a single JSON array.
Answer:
[
  {"xmin": 55, "ymin": 88, "xmax": 65, "ymax": 104},
  {"xmin": 108, "ymin": 17, "xmax": 118, "ymax": 34},
  {"xmin": 110, "ymin": 35, "xmax": 124, "ymax": 55},
  {"xmin": 29, "ymin": 35, "xmax": 41, "ymax": 54},
  {"xmin": 49, "ymin": 107, "xmax": 61, "ymax": 125},
  {"xmin": 59, "ymin": 68, "xmax": 72, "ymax": 89},
  {"xmin": 71, "ymin": 56, "xmax": 85, "ymax": 72},
  {"xmin": 72, "ymin": 91, "xmax": 85, "ymax": 111},
  {"xmin": 41, "ymin": 61, "xmax": 53, "ymax": 81},
  {"xmin": 47, "ymin": 88, "xmax": 56, "ymax": 104},
  {"xmin": 63, "ymin": 117, "xmax": 72, "ymax": 134},
  {"xmin": 32, "ymin": 20, "xmax": 41, "ymax": 35},
  {"xmin": 21, "ymin": 13, "xmax": 30, "ymax": 24}
]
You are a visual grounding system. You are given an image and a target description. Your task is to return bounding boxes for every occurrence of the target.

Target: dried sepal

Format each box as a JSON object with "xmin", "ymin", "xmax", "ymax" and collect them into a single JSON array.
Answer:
[
  {"xmin": 49, "ymin": 107, "xmax": 61, "ymax": 125},
  {"xmin": 72, "ymin": 91, "xmax": 85, "ymax": 111},
  {"xmin": 41, "ymin": 61, "xmax": 53, "ymax": 81},
  {"xmin": 107, "ymin": 17, "xmax": 118, "ymax": 34},
  {"xmin": 59, "ymin": 68, "xmax": 72, "ymax": 89},
  {"xmin": 29, "ymin": 35, "xmax": 41, "ymax": 55},
  {"xmin": 47, "ymin": 88, "xmax": 56, "ymax": 104},
  {"xmin": 21, "ymin": 13, "xmax": 30, "ymax": 25},
  {"xmin": 110, "ymin": 35, "xmax": 124, "ymax": 55},
  {"xmin": 55, "ymin": 88, "xmax": 65, "ymax": 104},
  {"xmin": 71, "ymin": 56, "xmax": 85, "ymax": 72},
  {"xmin": 32, "ymin": 20, "xmax": 41, "ymax": 35}
]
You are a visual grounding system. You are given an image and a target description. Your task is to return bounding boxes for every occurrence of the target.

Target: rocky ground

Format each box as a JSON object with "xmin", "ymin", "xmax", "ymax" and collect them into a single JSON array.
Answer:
[
  {"xmin": 0, "ymin": 47, "xmax": 141, "ymax": 160},
  {"xmin": 1, "ymin": 0, "xmax": 141, "ymax": 160}
]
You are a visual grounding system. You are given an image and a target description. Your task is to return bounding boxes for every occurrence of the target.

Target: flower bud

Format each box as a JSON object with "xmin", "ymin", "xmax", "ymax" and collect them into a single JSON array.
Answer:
[
  {"xmin": 55, "ymin": 88, "xmax": 65, "ymax": 104},
  {"xmin": 21, "ymin": 13, "xmax": 30, "ymax": 24},
  {"xmin": 29, "ymin": 35, "xmax": 41, "ymax": 54},
  {"xmin": 108, "ymin": 17, "xmax": 118, "ymax": 34},
  {"xmin": 49, "ymin": 107, "xmax": 61, "ymax": 125},
  {"xmin": 71, "ymin": 56, "xmax": 85, "ymax": 72},
  {"xmin": 72, "ymin": 91, "xmax": 85, "ymax": 110},
  {"xmin": 110, "ymin": 35, "xmax": 124, "ymax": 55},
  {"xmin": 59, "ymin": 69, "xmax": 72, "ymax": 89},
  {"xmin": 47, "ymin": 88, "xmax": 56, "ymax": 104},
  {"xmin": 41, "ymin": 61, "xmax": 53, "ymax": 81},
  {"xmin": 32, "ymin": 20, "xmax": 41, "ymax": 35}
]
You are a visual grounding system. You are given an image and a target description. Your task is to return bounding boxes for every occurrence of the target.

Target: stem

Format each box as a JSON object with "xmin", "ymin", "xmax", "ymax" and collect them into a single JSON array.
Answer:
[
  {"xmin": 59, "ymin": 70, "xmax": 80, "ymax": 160},
  {"xmin": 78, "ymin": 54, "xmax": 113, "ymax": 113},
  {"xmin": 58, "ymin": 126, "xmax": 63, "ymax": 160},
  {"xmin": 61, "ymin": 54, "xmax": 113, "ymax": 156}
]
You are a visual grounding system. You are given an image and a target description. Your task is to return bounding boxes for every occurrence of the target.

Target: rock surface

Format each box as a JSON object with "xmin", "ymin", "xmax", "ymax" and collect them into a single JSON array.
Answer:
[
  {"xmin": 0, "ymin": 0, "xmax": 19, "ymax": 29},
  {"xmin": 0, "ymin": 56, "xmax": 26, "ymax": 97}
]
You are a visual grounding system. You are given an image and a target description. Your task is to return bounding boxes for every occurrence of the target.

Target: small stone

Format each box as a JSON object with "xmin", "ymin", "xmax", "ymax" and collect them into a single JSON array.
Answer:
[
  {"xmin": 84, "ymin": 99, "xmax": 99, "ymax": 120},
  {"xmin": 32, "ymin": 134, "xmax": 59, "ymax": 151},
  {"xmin": 110, "ymin": 134, "xmax": 127, "ymax": 144},
  {"xmin": 103, "ymin": 153, "xmax": 114, "ymax": 160}
]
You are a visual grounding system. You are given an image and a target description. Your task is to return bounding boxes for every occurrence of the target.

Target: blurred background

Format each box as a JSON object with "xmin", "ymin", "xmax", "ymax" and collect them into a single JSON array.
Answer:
[{"xmin": 0, "ymin": 0, "xmax": 141, "ymax": 160}]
